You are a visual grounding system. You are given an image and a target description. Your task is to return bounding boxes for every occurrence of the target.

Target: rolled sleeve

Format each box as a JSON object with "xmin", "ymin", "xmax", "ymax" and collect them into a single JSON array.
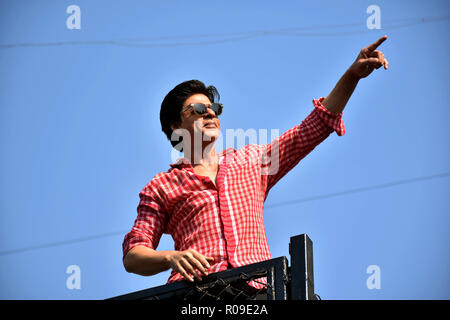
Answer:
[
  {"xmin": 312, "ymin": 97, "xmax": 346, "ymax": 136},
  {"xmin": 122, "ymin": 186, "xmax": 168, "ymax": 261}
]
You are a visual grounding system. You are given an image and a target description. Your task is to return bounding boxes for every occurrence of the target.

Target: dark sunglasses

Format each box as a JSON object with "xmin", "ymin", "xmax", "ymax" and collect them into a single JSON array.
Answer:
[{"xmin": 182, "ymin": 103, "xmax": 223, "ymax": 116}]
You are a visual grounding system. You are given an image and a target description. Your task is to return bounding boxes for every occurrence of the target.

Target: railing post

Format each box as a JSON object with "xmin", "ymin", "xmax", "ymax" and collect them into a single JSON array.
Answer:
[{"xmin": 289, "ymin": 233, "xmax": 315, "ymax": 300}]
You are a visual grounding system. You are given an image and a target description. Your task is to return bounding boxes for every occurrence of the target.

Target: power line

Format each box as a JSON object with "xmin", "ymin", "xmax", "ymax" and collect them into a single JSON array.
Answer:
[
  {"xmin": 271, "ymin": 15, "xmax": 450, "ymax": 37},
  {"xmin": 0, "ymin": 171, "xmax": 448, "ymax": 257},
  {"xmin": 264, "ymin": 171, "xmax": 450, "ymax": 209},
  {"xmin": 0, "ymin": 15, "xmax": 448, "ymax": 49},
  {"xmin": 0, "ymin": 230, "xmax": 125, "ymax": 256}
]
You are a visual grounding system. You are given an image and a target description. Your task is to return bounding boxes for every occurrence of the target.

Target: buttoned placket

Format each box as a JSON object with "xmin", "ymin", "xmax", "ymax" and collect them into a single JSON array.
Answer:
[
  {"xmin": 214, "ymin": 158, "xmax": 241, "ymax": 269},
  {"xmin": 182, "ymin": 157, "xmax": 234, "ymax": 268}
]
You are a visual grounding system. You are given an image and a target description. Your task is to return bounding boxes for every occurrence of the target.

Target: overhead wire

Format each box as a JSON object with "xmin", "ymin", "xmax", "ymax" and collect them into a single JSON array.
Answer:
[
  {"xmin": 264, "ymin": 171, "xmax": 450, "ymax": 209},
  {"xmin": 0, "ymin": 171, "xmax": 448, "ymax": 256},
  {"xmin": 0, "ymin": 15, "xmax": 448, "ymax": 49}
]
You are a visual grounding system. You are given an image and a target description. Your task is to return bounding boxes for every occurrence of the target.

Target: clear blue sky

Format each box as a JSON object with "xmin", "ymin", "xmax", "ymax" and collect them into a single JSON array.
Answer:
[{"xmin": 0, "ymin": 0, "xmax": 449, "ymax": 299}]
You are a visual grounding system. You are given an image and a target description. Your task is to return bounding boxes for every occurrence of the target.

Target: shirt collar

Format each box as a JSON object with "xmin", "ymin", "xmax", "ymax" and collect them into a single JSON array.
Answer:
[
  {"xmin": 169, "ymin": 152, "xmax": 228, "ymax": 169},
  {"xmin": 169, "ymin": 157, "xmax": 192, "ymax": 169}
]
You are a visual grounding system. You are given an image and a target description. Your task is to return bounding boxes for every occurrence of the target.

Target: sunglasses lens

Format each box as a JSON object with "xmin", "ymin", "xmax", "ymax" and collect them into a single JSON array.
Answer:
[
  {"xmin": 191, "ymin": 103, "xmax": 223, "ymax": 116},
  {"xmin": 193, "ymin": 104, "xmax": 207, "ymax": 115},
  {"xmin": 211, "ymin": 103, "xmax": 223, "ymax": 116}
]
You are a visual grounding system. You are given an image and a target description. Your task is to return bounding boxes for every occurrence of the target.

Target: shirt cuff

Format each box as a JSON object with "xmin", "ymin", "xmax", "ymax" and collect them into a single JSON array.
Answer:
[{"xmin": 312, "ymin": 97, "xmax": 346, "ymax": 136}]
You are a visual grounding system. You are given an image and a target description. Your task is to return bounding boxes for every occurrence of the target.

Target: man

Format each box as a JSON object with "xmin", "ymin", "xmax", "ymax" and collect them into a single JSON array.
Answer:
[{"xmin": 122, "ymin": 36, "xmax": 389, "ymax": 288}]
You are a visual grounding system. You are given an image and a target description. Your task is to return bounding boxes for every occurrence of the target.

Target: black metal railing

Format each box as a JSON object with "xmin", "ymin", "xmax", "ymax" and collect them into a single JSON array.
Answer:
[{"xmin": 109, "ymin": 234, "xmax": 318, "ymax": 301}]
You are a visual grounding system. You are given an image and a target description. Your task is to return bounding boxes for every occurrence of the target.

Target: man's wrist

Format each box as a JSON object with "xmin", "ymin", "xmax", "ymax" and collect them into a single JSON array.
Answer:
[
  {"xmin": 161, "ymin": 250, "xmax": 174, "ymax": 269},
  {"xmin": 344, "ymin": 68, "xmax": 361, "ymax": 83}
]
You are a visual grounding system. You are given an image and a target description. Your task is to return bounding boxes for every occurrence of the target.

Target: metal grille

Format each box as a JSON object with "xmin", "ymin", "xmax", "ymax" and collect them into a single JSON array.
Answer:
[
  {"xmin": 109, "ymin": 234, "xmax": 317, "ymax": 301},
  {"xmin": 179, "ymin": 272, "xmax": 269, "ymax": 301}
]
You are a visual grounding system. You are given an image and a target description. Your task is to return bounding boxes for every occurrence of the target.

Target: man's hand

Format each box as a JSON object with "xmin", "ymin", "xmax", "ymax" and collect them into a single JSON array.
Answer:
[
  {"xmin": 347, "ymin": 35, "xmax": 389, "ymax": 80},
  {"xmin": 321, "ymin": 36, "xmax": 389, "ymax": 114},
  {"xmin": 166, "ymin": 249, "xmax": 214, "ymax": 282}
]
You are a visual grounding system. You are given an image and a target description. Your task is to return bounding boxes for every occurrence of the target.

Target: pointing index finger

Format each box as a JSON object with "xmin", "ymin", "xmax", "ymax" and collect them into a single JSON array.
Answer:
[{"xmin": 366, "ymin": 35, "xmax": 387, "ymax": 52}]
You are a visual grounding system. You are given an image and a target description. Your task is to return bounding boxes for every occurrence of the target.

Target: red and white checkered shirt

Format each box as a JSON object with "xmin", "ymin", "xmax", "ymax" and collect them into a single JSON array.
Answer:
[{"xmin": 122, "ymin": 97, "xmax": 345, "ymax": 287}]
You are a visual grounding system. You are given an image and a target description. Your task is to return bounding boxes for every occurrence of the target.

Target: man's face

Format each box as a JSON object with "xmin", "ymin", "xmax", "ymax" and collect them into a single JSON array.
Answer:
[{"xmin": 171, "ymin": 93, "xmax": 221, "ymax": 149}]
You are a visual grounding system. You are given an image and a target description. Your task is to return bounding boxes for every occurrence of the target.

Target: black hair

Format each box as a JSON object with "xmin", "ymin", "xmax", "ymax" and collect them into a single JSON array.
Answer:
[{"xmin": 160, "ymin": 80, "xmax": 220, "ymax": 151}]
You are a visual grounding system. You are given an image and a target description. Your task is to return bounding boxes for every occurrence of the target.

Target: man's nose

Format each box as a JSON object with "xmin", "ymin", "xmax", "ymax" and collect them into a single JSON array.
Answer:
[{"xmin": 204, "ymin": 106, "xmax": 217, "ymax": 118}]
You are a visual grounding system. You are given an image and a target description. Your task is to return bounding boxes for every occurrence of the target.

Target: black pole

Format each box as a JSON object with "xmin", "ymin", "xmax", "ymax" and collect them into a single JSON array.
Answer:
[{"xmin": 289, "ymin": 234, "xmax": 315, "ymax": 300}]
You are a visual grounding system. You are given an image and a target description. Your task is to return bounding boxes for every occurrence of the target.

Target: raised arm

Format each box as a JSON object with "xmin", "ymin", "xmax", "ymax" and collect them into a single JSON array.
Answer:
[{"xmin": 322, "ymin": 35, "xmax": 389, "ymax": 114}]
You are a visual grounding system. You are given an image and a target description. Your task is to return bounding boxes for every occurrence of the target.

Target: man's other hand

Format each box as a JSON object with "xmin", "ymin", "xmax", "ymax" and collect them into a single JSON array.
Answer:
[{"xmin": 166, "ymin": 249, "xmax": 214, "ymax": 282}]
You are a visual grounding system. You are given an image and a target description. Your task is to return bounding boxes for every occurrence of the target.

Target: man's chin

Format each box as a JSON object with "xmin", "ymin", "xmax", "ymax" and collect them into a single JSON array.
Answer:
[{"xmin": 202, "ymin": 129, "xmax": 220, "ymax": 140}]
